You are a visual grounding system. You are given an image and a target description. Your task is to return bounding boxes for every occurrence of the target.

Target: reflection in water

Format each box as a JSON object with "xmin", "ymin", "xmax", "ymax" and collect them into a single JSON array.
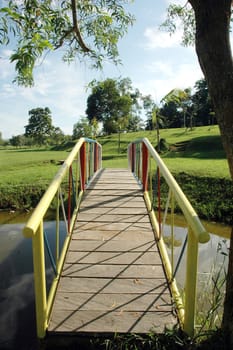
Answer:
[
  {"xmin": 162, "ymin": 214, "xmax": 230, "ymax": 328},
  {"xmin": 0, "ymin": 213, "xmax": 66, "ymax": 350},
  {"xmin": 162, "ymin": 216, "xmax": 230, "ymax": 287},
  {"xmin": 0, "ymin": 212, "xmax": 231, "ymax": 348},
  {"xmin": 0, "ymin": 221, "xmax": 37, "ymax": 350}
]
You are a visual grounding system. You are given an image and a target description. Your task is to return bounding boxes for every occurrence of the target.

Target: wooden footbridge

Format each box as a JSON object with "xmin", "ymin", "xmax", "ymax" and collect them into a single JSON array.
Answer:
[{"xmin": 23, "ymin": 137, "xmax": 210, "ymax": 341}]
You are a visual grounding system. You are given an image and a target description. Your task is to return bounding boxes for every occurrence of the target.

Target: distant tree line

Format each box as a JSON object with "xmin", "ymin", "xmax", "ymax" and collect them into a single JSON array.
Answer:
[
  {"xmin": 8, "ymin": 107, "xmax": 69, "ymax": 147},
  {"xmin": 74, "ymin": 76, "xmax": 214, "ymax": 139},
  {"xmin": 1, "ymin": 76, "xmax": 214, "ymax": 147}
]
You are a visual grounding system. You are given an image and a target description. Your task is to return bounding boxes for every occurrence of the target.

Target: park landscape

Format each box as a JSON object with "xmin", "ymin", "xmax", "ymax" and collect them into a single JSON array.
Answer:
[
  {"xmin": 0, "ymin": 0, "xmax": 233, "ymax": 349},
  {"xmin": 0, "ymin": 124, "xmax": 232, "ymax": 350},
  {"xmin": 0, "ymin": 125, "xmax": 232, "ymax": 226}
]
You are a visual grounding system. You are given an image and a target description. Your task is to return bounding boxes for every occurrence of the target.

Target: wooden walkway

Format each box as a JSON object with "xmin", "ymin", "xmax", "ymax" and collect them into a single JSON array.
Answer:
[{"xmin": 48, "ymin": 168, "xmax": 177, "ymax": 335}]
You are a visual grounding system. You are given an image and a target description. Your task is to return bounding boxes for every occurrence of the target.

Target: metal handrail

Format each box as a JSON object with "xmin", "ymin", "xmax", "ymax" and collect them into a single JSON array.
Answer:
[
  {"xmin": 23, "ymin": 137, "xmax": 102, "ymax": 338},
  {"xmin": 128, "ymin": 137, "xmax": 210, "ymax": 336}
]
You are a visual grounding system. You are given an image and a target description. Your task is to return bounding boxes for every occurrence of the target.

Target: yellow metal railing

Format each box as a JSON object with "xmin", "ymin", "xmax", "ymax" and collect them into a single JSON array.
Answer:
[
  {"xmin": 23, "ymin": 137, "xmax": 102, "ymax": 338},
  {"xmin": 128, "ymin": 138, "xmax": 210, "ymax": 336}
]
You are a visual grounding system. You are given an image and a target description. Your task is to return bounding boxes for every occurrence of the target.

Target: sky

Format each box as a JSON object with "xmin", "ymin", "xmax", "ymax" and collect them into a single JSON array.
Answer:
[{"xmin": 0, "ymin": 0, "xmax": 212, "ymax": 139}]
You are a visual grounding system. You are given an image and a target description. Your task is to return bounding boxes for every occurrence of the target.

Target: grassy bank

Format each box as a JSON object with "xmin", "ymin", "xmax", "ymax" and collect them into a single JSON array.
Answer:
[{"xmin": 0, "ymin": 126, "xmax": 232, "ymax": 224}]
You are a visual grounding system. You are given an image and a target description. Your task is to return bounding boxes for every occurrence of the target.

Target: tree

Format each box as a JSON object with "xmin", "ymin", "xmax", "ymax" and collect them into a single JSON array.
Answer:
[
  {"xmin": 161, "ymin": 88, "xmax": 193, "ymax": 129},
  {"xmin": 163, "ymin": 0, "xmax": 233, "ymax": 344},
  {"xmin": 86, "ymin": 78, "xmax": 141, "ymax": 135},
  {"xmin": 143, "ymin": 95, "xmax": 164, "ymax": 150},
  {"xmin": 9, "ymin": 134, "xmax": 25, "ymax": 147},
  {"xmin": 192, "ymin": 79, "xmax": 214, "ymax": 126},
  {"xmin": 0, "ymin": 132, "xmax": 4, "ymax": 145},
  {"xmin": 159, "ymin": 99, "xmax": 182, "ymax": 129},
  {"xmin": 0, "ymin": 1, "xmax": 134, "ymax": 86},
  {"xmin": 50, "ymin": 127, "xmax": 65, "ymax": 145},
  {"xmin": 25, "ymin": 107, "xmax": 53, "ymax": 145},
  {"xmin": 72, "ymin": 117, "xmax": 93, "ymax": 139}
]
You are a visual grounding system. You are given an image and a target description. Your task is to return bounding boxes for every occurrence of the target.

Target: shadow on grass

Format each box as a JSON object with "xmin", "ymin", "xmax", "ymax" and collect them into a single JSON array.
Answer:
[
  {"xmin": 102, "ymin": 154, "xmax": 126, "ymax": 161},
  {"xmin": 164, "ymin": 135, "xmax": 226, "ymax": 160},
  {"xmin": 8, "ymin": 148, "xmax": 49, "ymax": 153}
]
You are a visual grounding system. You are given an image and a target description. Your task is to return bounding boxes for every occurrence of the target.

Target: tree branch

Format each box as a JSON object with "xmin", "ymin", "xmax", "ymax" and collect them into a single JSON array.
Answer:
[
  {"xmin": 71, "ymin": 0, "xmax": 90, "ymax": 53},
  {"xmin": 55, "ymin": 28, "xmax": 73, "ymax": 49}
]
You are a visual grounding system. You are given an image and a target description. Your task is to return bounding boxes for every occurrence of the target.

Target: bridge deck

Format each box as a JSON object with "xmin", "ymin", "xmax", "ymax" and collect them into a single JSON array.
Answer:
[{"xmin": 48, "ymin": 168, "xmax": 177, "ymax": 335}]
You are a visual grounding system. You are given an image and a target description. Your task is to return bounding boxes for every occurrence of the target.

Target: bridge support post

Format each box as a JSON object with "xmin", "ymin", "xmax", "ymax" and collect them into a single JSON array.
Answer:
[
  {"xmin": 32, "ymin": 222, "xmax": 47, "ymax": 338},
  {"xmin": 184, "ymin": 228, "xmax": 198, "ymax": 336},
  {"xmin": 80, "ymin": 142, "xmax": 86, "ymax": 190},
  {"xmin": 130, "ymin": 143, "xmax": 136, "ymax": 173},
  {"xmin": 94, "ymin": 142, "xmax": 98, "ymax": 172},
  {"xmin": 142, "ymin": 142, "xmax": 148, "ymax": 191}
]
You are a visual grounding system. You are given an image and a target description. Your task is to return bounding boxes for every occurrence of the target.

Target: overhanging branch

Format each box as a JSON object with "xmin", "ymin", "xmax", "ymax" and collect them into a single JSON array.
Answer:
[
  {"xmin": 55, "ymin": 0, "xmax": 90, "ymax": 52},
  {"xmin": 71, "ymin": 0, "xmax": 90, "ymax": 53}
]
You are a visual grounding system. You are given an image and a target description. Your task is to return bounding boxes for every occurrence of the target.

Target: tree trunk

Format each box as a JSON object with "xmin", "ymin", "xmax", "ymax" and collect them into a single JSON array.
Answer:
[
  {"xmin": 189, "ymin": 0, "xmax": 233, "ymax": 178},
  {"xmin": 188, "ymin": 0, "xmax": 233, "ymax": 344}
]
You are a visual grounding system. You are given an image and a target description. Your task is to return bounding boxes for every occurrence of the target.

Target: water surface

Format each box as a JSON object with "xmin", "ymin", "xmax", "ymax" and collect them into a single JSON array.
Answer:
[{"xmin": 0, "ymin": 211, "xmax": 231, "ymax": 349}]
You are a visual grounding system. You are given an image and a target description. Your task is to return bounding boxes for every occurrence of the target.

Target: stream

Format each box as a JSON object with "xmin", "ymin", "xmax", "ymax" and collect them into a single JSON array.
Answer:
[{"xmin": 0, "ymin": 211, "xmax": 231, "ymax": 350}]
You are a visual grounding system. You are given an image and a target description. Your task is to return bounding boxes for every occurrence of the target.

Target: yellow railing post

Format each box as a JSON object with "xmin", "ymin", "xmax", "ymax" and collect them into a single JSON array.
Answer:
[
  {"xmin": 56, "ymin": 191, "xmax": 60, "ymax": 270},
  {"xmin": 184, "ymin": 228, "xmax": 198, "ymax": 336},
  {"xmin": 32, "ymin": 222, "xmax": 47, "ymax": 338}
]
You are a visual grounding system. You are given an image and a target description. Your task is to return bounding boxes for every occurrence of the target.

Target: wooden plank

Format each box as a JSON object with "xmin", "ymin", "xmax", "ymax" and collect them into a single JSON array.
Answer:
[
  {"xmin": 65, "ymin": 251, "xmax": 161, "ymax": 265},
  {"xmin": 84, "ymin": 189, "xmax": 142, "ymax": 196},
  {"xmin": 92, "ymin": 179, "xmax": 137, "ymax": 185},
  {"xmin": 87, "ymin": 183, "xmax": 140, "ymax": 190},
  {"xmin": 71, "ymin": 230, "xmax": 156, "ymax": 241},
  {"xmin": 68, "ymin": 239, "xmax": 157, "ymax": 252},
  {"xmin": 56, "ymin": 277, "xmax": 170, "ymax": 294},
  {"xmin": 48, "ymin": 310, "xmax": 176, "ymax": 334},
  {"xmin": 52, "ymin": 292, "xmax": 173, "ymax": 312},
  {"xmin": 48, "ymin": 168, "xmax": 177, "ymax": 336},
  {"xmin": 62, "ymin": 264, "xmax": 165, "ymax": 278},
  {"xmin": 73, "ymin": 221, "xmax": 153, "ymax": 232},
  {"xmin": 76, "ymin": 213, "xmax": 150, "ymax": 223},
  {"xmin": 81, "ymin": 199, "xmax": 146, "ymax": 208},
  {"xmin": 79, "ymin": 207, "xmax": 148, "ymax": 215}
]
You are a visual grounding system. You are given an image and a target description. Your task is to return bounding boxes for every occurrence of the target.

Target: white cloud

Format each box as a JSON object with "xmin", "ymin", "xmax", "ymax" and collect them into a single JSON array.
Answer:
[
  {"xmin": 0, "ymin": 58, "xmax": 14, "ymax": 80},
  {"xmin": 0, "ymin": 54, "xmax": 90, "ymax": 138},
  {"xmin": 136, "ymin": 60, "xmax": 203, "ymax": 103},
  {"xmin": 144, "ymin": 27, "xmax": 183, "ymax": 49},
  {"xmin": 145, "ymin": 61, "xmax": 174, "ymax": 76},
  {"xmin": 165, "ymin": 0, "xmax": 187, "ymax": 5}
]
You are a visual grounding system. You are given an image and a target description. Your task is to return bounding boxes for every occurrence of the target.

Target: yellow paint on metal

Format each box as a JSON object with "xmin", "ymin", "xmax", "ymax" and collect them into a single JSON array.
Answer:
[
  {"xmin": 134, "ymin": 137, "xmax": 211, "ymax": 336},
  {"xmin": 22, "ymin": 138, "xmax": 102, "ymax": 339},
  {"xmin": 144, "ymin": 192, "xmax": 160, "ymax": 240},
  {"xmin": 139, "ymin": 138, "xmax": 210, "ymax": 244},
  {"xmin": 23, "ymin": 139, "xmax": 103, "ymax": 238},
  {"xmin": 144, "ymin": 191, "xmax": 185, "ymax": 325},
  {"xmin": 158, "ymin": 237, "xmax": 185, "ymax": 325},
  {"xmin": 184, "ymin": 228, "xmax": 198, "ymax": 336},
  {"xmin": 32, "ymin": 222, "xmax": 47, "ymax": 338}
]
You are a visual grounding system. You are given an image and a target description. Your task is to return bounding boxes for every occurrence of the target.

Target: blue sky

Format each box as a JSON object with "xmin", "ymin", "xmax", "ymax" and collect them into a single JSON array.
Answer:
[{"xmin": 0, "ymin": 0, "xmax": 211, "ymax": 139}]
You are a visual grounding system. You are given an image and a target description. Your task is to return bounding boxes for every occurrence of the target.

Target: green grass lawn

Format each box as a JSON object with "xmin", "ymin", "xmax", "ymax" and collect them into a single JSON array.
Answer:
[
  {"xmin": 0, "ymin": 147, "xmax": 69, "ymax": 185},
  {"xmin": 0, "ymin": 126, "xmax": 232, "ymax": 223},
  {"xmin": 99, "ymin": 125, "xmax": 230, "ymax": 178},
  {"xmin": 0, "ymin": 125, "xmax": 230, "ymax": 186}
]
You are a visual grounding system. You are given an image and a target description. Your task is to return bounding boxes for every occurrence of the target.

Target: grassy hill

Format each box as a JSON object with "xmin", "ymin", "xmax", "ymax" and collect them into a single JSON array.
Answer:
[
  {"xmin": 0, "ymin": 125, "xmax": 232, "ymax": 224},
  {"xmin": 99, "ymin": 125, "xmax": 229, "ymax": 178}
]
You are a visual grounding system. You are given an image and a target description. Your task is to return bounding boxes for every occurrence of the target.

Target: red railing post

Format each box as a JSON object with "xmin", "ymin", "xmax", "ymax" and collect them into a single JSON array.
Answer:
[
  {"xmin": 80, "ymin": 142, "xmax": 86, "ymax": 191},
  {"xmin": 94, "ymin": 142, "xmax": 98, "ymax": 172},
  {"xmin": 131, "ymin": 143, "xmax": 135, "ymax": 173},
  {"xmin": 142, "ymin": 142, "xmax": 149, "ymax": 191}
]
